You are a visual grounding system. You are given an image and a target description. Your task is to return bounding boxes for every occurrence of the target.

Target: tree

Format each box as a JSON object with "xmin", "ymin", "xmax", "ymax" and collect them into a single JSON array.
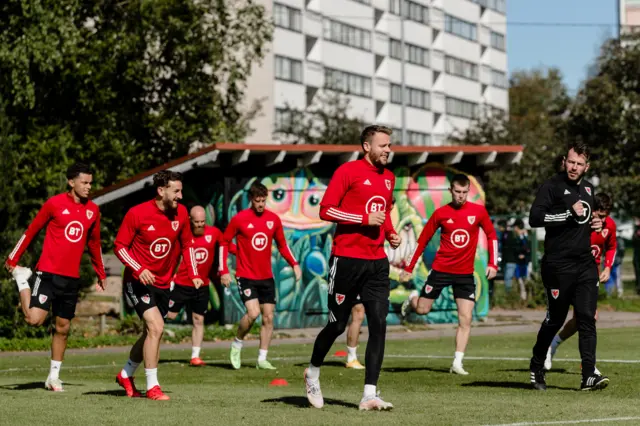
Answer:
[
  {"xmin": 274, "ymin": 90, "xmax": 365, "ymax": 145},
  {"xmin": 0, "ymin": 0, "xmax": 272, "ymax": 336},
  {"xmin": 451, "ymin": 68, "xmax": 572, "ymax": 215},
  {"xmin": 565, "ymin": 34, "xmax": 640, "ymax": 217}
]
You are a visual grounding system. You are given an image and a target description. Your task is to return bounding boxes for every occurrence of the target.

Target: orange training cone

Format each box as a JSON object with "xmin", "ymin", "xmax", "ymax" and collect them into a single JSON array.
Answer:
[
  {"xmin": 269, "ymin": 378, "xmax": 289, "ymax": 387},
  {"xmin": 334, "ymin": 350, "xmax": 348, "ymax": 357}
]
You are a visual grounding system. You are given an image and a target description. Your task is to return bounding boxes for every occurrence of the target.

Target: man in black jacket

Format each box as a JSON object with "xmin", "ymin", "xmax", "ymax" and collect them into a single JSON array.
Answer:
[{"xmin": 527, "ymin": 141, "xmax": 609, "ymax": 391}]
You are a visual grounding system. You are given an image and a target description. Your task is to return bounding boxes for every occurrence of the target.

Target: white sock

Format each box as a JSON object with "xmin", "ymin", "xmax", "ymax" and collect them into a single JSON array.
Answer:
[
  {"xmin": 12, "ymin": 266, "xmax": 32, "ymax": 292},
  {"xmin": 258, "ymin": 349, "xmax": 268, "ymax": 362},
  {"xmin": 15, "ymin": 280, "xmax": 30, "ymax": 292},
  {"xmin": 306, "ymin": 364, "xmax": 320, "ymax": 380},
  {"xmin": 120, "ymin": 359, "xmax": 140, "ymax": 379},
  {"xmin": 454, "ymin": 351, "xmax": 464, "ymax": 365},
  {"xmin": 551, "ymin": 335, "xmax": 563, "ymax": 352},
  {"xmin": 347, "ymin": 346, "xmax": 358, "ymax": 362},
  {"xmin": 145, "ymin": 368, "xmax": 159, "ymax": 390},
  {"xmin": 364, "ymin": 384, "xmax": 376, "ymax": 398},
  {"xmin": 49, "ymin": 360, "xmax": 62, "ymax": 380},
  {"xmin": 191, "ymin": 347, "xmax": 201, "ymax": 359},
  {"xmin": 231, "ymin": 337, "xmax": 243, "ymax": 350}
]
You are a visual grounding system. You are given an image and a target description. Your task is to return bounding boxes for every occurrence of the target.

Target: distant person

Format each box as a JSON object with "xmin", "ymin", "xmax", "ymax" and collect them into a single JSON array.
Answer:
[
  {"xmin": 400, "ymin": 173, "xmax": 498, "ymax": 375},
  {"xmin": 166, "ymin": 206, "xmax": 236, "ymax": 366},
  {"xmin": 633, "ymin": 223, "xmax": 640, "ymax": 295},
  {"xmin": 220, "ymin": 182, "xmax": 301, "ymax": 371}
]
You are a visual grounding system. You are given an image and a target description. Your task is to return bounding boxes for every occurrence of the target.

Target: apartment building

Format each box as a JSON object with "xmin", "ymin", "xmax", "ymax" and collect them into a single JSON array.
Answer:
[{"xmin": 243, "ymin": 0, "xmax": 508, "ymax": 145}]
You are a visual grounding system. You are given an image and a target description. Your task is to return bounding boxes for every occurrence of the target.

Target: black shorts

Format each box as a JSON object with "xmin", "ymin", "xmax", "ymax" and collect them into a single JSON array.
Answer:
[
  {"xmin": 327, "ymin": 256, "xmax": 390, "ymax": 310},
  {"xmin": 420, "ymin": 269, "xmax": 476, "ymax": 302},
  {"xmin": 29, "ymin": 271, "xmax": 80, "ymax": 320},
  {"xmin": 237, "ymin": 277, "xmax": 276, "ymax": 305},
  {"xmin": 168, "ymin": 282, "xmax": 210, "ymax": 316},
  {"xmin": 540, "ymin": 258, "xmax": 599, "ymax": 318},
  {"xmin": 124, "ymin": 277, "xmax": 171, "ymax": 319}
]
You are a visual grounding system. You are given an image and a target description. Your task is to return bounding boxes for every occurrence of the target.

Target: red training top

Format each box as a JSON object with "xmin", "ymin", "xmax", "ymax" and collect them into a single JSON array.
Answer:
[
  {"xmin": 114, "ymin": 200, "xmax": 200, "ymax": 289},
  {"xmin": 404, "ymin": 201, "xmax": 498, "ymax": 275},
  {"xmin": 319, "ymin": 159, "xmax": 397, "ymax": 260},
  {"xmin": 220, "ymin": 208, "xmax": 297, "ymax": 280},
  {"xmin": 7, "ymin": 192, "xmax": 106, "ymax": 279},
  {"xmin": 590, "ymin": 217, "xmax": 617, "ymax": 268},
  {"xmin": 173, "ymin": 225, "xmax": 236, "ymax": 287}
]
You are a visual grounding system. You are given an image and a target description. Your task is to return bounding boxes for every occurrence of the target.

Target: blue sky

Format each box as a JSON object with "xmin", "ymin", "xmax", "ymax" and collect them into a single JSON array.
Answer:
[{"xmin": 507, "ymin": 0, "xmax": 618, "ymax": 94}]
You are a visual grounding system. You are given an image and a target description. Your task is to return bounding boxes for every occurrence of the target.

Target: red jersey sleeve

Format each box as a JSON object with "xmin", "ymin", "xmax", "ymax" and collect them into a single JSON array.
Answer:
[
  {"xmin": 87, "ymin": 212, "xmax": 107, "ymax": 280},
  {"xmin": 404, "ymin": 210, "xmax": 440, "ymax": 273},
  {"xmin": 603, "ymin": 220, "xmax": 617, "ymax": 268},
  {"xmin": 273, "ymin": 217, "xmax": 298, "ymax": 267},
  {"xmin": 219, "ymin": 217, "xmax": 239, "ymax": 275},
  {"xmin": 114, "ymin": 209, "xmax": 145, "ymax": 280},
  {"xmin": 6, "ymin": 199, "xmax": 54, "ymax": 267},
  {"xmin": 479, "ymin": 208, "xmax": 498, "ymax": 268},
  {"xmin": 179, "ymin": 220, "xmax": 201, "ymax": 280},
  {"xmin": 319, "ymin": 165, "xmax": 367, "ymax": 225}
]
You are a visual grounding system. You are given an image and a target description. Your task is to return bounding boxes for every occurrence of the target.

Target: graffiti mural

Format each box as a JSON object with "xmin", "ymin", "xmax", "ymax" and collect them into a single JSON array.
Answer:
[{"xmin": 197, "ymin": 163, "xmax": 491, "ymax": 329}]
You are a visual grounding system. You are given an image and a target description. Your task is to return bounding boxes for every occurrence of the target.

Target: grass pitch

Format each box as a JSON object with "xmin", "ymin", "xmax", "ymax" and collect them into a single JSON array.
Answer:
[{"xmin": 1, "ymin": 328, "xmax": 640, "ymax": 426}]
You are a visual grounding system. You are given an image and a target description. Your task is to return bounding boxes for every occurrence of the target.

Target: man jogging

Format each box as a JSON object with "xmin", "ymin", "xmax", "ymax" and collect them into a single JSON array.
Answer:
[{"xmin": 528, "ymin": 141, "xmax": 608, "ymax": 391}]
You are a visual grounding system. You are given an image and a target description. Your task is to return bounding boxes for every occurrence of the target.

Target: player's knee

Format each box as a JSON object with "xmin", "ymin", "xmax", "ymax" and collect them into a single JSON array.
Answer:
[
  {"xmin": 333, "ymin": 320, "xmax": 349, "ymax": 335},
  {"xmin": 192, "ymin": 314, "xmax": 204, "ymax": 326},
  {"xmin": 457, "ymin": 310, "xmax": 473, "ymax": 328},
  {"xmin": 166, "ymin": 311, "xmax": 178, "ymax": 320},
  {"xmin": 575, "ymin": 312, "xmax": 596, "ymax": 327},
  {"xmin": 262, "ymin": 312, "xmax": 274, "ymax": 326},
  {"xmin": 25, "ymin": 314, "xmax": 44, "ymax": 327},
  {"xmin": 246, "ymin": 309, "xmax": 260, "ymax": 322},
  {"xmin": 415, "ymin": 299, "xmax": 432, "ymax": 315},
  {"xmin": 352, "ymin": 305, "xmax": 365, "ymax": 323},
  {"xmin": 54, "ymin": 319, "xmax": 71, "ymax": 336},
  {"xmin": 364, "ymin": 304, "xmax": 388, "ymax": 335},
  {"xmin": 145, "ymin": 320, "xmax": 164, "ymax": 339}
]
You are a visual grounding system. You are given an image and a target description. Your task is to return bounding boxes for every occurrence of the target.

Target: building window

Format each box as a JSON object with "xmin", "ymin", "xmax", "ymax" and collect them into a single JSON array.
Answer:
[
  {"xmin": 389, "ymin": 39, "xmax": 429, "ymax": 67},
  {"xmin": 446, "ymin": 96, "xmax": 479, "ymax": 119},
  {"xmin": 275, "ymin": 56, "xmax": 303, "ymax": 83},
  {"xmin": 323, "ymin": 18, "xmax": 371, "ymax": 51},
  {"xmin": 489, "ymin": 0, "xmax": 506, "ymax": 14},
  {"xmin": 274, "ymin": 3, "xmax": 302, "ymax": 32},
  {"xmin": 470, "ymin": 0, "xmax": 506, "ymax": 14},
  {"xmin": 408, "ymin": 130, "xmax": 430, "ymax": 146},
  {"xmin": 389, "ymin": 0, "xmax": 429, "ymax": 25},
  {"xmin": 491, "ymin": 69, "xmax": 508, "ymax": 89},
  {"xmin": 445, "ymin": 55, "xmax": 478, "ymax": 80},
  {"xmin": 325, "ymin": 68, "xmax": 372, "ymax": 97},
  {"xmin": 275, "ymin": 108, "xmax": 293, "ymax": 130},
  {"xmin": 444, "ymin": 14, "xmax": 477, "ymax": 41},
  {"xmin": 390, "ymin": 84, "xmax": 430, "ymax": 110},
  {"xmin": 391, "ymin": 128, "xmax": 431, "ymax": 145},
  {"xmin": 490, "ymin": 30, "xmax": 506, "ymax": 51}
]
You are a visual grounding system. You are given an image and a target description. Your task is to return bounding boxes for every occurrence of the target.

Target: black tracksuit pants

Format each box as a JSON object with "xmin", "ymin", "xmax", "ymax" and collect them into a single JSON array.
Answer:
[{"xmin": 530, "ymin": 258, "xmax": 599, "ymax": 378}]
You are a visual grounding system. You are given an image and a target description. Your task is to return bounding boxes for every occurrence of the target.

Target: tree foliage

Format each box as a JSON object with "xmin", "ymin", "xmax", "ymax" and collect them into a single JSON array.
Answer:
[
  {"xmin": 274, "ymin": 90, "xmax": 365, "ymax": 145},
  {"xmin": 565, "ymin": 34, "xmax": 640, "ymax": 217},
  {"xmin": 0, "ymin": 0, "xmax": 272, "ymax": 336},
  {"xmin": 452, "ymin": 68, "xmax": 571, "ymax": 215}
]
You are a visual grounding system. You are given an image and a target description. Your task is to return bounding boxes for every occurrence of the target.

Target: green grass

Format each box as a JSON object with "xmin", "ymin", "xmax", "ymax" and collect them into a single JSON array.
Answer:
[{"xmin": 2, "ymin": 328, "xmax": 640, "ymax": 425}]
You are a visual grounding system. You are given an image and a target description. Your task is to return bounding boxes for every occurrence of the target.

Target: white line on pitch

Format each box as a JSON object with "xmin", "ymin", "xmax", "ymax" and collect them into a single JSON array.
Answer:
[
  {"xmin": 2, "ymin": 354, "xmax": 640, "ymax": 374},
  {"xmin": 483, "ymin": 416, "xmax": 640, "ymax": 426}
]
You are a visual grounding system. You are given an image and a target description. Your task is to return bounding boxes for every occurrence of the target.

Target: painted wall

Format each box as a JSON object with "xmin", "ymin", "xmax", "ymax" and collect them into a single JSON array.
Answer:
[{"xmin": 183, "ymin": 162, "xmax": 492, "ymax": 329}]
